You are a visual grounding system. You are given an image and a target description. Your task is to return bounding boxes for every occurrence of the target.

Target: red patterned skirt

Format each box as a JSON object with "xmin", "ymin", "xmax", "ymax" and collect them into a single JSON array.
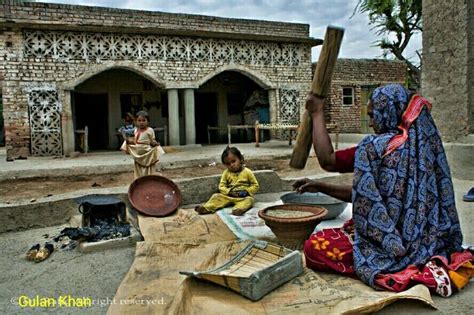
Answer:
[{"xmin": 304, "ymin": 220, "xmax": 474, "ymax": 297}]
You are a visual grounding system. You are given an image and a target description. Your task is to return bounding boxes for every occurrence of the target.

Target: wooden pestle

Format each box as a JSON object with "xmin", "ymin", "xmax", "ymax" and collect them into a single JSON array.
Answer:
[{"xmin": 289, "ymin": 26, "xmax": 344, "ymax": 169}]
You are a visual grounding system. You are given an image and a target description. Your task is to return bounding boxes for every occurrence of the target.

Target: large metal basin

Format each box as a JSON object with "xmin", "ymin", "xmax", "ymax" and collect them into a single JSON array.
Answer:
[{"xmin": 280, "ymin": 192, "xmax": 347, "ymax": 220}]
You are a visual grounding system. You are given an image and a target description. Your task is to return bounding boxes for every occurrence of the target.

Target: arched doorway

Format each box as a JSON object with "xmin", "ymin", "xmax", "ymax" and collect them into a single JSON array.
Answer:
[
  {"xmin": 196, "ymin": 70, "xmax": 269, "ymax": 144},
  {"xmin": 72, "ymin": 69, "xmax": 166, "ymax": 150}
]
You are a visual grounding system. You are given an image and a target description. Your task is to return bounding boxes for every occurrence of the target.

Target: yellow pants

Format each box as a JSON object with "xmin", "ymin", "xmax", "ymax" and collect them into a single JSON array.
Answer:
[{"xmin": 202, "ymin": 193, "xmax": 255, "ymax": 213}]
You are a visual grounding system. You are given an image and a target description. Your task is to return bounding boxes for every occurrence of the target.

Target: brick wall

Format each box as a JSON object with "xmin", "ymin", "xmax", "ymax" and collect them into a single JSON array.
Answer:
[
  {"xmin": 422, "ymin": 0, "xmax": 472, "ymax": 140},
  {"xmin": 312, "ymin": 58, "xmax": 406, "ymax": 133},
  {"xmin": 0, "ymin": 2, "xmax": 314, "ymax": 157},
  {"xmin": 1, "ymin": 30, "xmax": 31, "ymax": 157},
  {"xmin": 1, "ymin": 1, "xmax": 310, "ymax": 40}
]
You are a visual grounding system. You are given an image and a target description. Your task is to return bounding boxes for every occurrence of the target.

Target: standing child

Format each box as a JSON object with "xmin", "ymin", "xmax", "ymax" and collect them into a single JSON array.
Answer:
[
  {"xmin": 118, "ymin": 112, "xmax": 135, "ymax": 139},
  {"xmin": 121, "ymin": 111, "xmax": 160, "ymax": 179},
  {"xmin": 195, "ymin": 147, "xmax": 259, "ymax": 216}
]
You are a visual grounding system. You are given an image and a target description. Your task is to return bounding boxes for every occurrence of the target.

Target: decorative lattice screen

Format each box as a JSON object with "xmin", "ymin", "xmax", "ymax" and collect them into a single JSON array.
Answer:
[
  {"xmin": 279, "ymin": 89, "xmax": 300, "ymax": 123},
  {"xmin": 279, "ymin": 89, "xmax": 300, "ymax": 139},
  {"xmin": 23, "ymin": 30, "xmax": 303, "ymax": 66},
  {"xmin": 27, "ymin": 87, "xmax": 63, "ymax": 156}
]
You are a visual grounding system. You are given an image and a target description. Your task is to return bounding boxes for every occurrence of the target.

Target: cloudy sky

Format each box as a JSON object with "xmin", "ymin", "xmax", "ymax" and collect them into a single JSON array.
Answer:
[{"xmin": 43, "ymin": 0, "xmax": 421, "ymax": 62}]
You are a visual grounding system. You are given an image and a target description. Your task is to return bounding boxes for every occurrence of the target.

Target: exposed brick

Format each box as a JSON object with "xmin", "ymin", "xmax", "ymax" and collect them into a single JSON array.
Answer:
[
  {"xmin": 312, "ymin": 59, "xmax": 406, "ymax": 133},
  {"xmin": 0, "ymin": 2, "xmax": 314, "ymax": 158}
]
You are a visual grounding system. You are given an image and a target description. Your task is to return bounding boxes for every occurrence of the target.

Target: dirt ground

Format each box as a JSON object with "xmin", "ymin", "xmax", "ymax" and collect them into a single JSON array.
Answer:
[
  {"xmin": 0, "ymin": 158, "xmax": 327, "ymax": 202},
  {"xmin": 1, "ymin": 153, "xmax": 473, "ymax": 314}
]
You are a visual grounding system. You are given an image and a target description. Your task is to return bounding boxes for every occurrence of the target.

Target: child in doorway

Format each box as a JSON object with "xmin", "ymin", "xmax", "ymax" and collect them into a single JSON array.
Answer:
[
  {"xmin": 118, "ymin": 112, "xmax": 135, "ymax": 139},
  {"xmin": 195, "ymin": 146, "xmax": 259, "ymax": 216},
  {"xmin": 120, "ymin": 111, "xmax": 160, "ymax": 179}
]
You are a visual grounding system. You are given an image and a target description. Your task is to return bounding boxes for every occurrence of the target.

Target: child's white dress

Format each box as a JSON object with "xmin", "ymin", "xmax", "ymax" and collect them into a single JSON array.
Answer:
[{"xmin": 121, "ymin": 127, "xmax": 160, "ymax": 178}]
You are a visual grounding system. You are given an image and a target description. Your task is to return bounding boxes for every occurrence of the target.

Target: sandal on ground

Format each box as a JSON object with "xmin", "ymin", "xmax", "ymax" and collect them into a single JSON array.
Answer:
[
  {"xmin": 26, "ymin": 244, "xmax": 40, "ymax": 261},
  {"xmin": 463, "ymin": 187, "xmax": 474, "ymax": 202},
  {"xmin": 34, "ymin": 243, "xmax": 54, "ymax": 263}
]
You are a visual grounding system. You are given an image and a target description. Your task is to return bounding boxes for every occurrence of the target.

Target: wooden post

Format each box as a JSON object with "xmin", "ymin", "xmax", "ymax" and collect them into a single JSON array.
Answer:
[
  {"xmin": 84, "ymin": 125, "xmax": 89, "ymax": 154},
  {"xmin": 289, "ymin": 26, "xmax": 344, "ymax": 169},
  {"xmin": 207, "ymin": 125, "xmax": 211, "ymax": 144},
  {"xmin": 255, "ymin": 120, "xmax": 260, "ymax": 147}
]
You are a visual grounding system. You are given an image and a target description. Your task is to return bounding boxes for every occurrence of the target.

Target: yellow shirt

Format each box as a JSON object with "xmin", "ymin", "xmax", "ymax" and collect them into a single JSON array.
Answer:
[{"xmin": 218, "ymin": 167, "xmax": 259, "ymax": 196}]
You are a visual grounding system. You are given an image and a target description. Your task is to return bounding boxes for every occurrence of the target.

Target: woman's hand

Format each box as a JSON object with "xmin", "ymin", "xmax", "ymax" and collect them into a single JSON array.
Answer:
[
  {"xmin": 293, "ymin": 178, "xmax": 322, "ymax": 194},
  {"xmin": 126, "ymin": 138, "xmax": 135, "ymax": 145},
  {"xmin": 305, "ymin": 93, "xmax": 325, "ymax": 115},
  {"xmin": 294, "ymin": 179, "xmax": 352, "ymax": 202},
  {"xmin": 151, "ymin": 140, "xmax": 159, "ymax": 147},
  {"xmin": 292, "ymin": 178, "xmax": 311, "ymax": 191}
]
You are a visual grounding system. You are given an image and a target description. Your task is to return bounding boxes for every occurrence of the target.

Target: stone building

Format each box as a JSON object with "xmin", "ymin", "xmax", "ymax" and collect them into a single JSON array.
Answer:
[
  {"xmin": 314, "ymin": 58, "xmax": 406, "ymax": 133},
  {"xmin": 422, "ymin": 0, "xmax": 473, "ymax": 141},
  {"xmin": 0, "ymin": 1, "xmax": 321, "ymax": 159},
  {"xmin": 422, "ymin": 0, "xmax": 473, "ymax": 180}
]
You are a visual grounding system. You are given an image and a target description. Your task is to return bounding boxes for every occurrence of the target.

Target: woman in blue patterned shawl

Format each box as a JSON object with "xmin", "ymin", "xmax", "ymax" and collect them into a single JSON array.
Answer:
[{"xmin": 295, "ymin": 84, "xmax": 473, "ymax": 296}]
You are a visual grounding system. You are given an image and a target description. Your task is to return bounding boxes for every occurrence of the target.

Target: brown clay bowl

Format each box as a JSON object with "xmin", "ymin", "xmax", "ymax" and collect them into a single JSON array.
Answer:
[
  {"xmin": 258, "ymin": 204, "xmax": 327, "ymax": 249},
  {"xmin": 128, "ymin": 175, "xmax": 182, "ymax": 217}
]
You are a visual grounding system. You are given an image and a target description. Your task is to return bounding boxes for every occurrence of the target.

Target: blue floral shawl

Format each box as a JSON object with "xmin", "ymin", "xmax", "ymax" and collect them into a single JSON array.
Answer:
[{"xmin": 352, "ymin": 84, "xmax": 463, "ymax": 287}]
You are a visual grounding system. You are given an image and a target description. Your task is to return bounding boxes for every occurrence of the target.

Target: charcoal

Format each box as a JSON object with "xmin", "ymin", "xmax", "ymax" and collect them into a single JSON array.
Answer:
[
  {"xmin": 59, "ymin": 219, "xmax": 130, "ymax": 242},
  {"xmin": 60, "ymin": 227, "xmax": 99, "ymax": 241}
]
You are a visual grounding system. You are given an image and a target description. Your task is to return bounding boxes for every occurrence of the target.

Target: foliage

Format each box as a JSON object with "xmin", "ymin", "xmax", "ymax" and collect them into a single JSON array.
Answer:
[{"xmin": 354, "ymin": 0, "xmax": 422, "ymax": 89}]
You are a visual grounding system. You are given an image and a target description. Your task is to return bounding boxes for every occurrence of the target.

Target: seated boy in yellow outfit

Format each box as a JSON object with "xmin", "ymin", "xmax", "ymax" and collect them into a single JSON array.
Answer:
[{"xmin": 195, "ymin": 146, "xmax": 259, "ymax": 216}]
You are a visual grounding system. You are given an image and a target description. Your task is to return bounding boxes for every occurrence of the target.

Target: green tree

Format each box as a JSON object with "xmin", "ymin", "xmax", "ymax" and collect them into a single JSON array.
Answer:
[{"xmin": 354, "ymin": 0, "xmax": 422, "ymax": 89}]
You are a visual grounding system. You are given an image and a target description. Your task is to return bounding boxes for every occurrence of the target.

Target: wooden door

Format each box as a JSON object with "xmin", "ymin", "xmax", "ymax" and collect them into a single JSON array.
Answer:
[
  {"xmin": 73, "ymin": 93, "xmax": 109, "ymax": 150},
  {"xmin": 195, "ymin": 92, "xmax": 218, "ymax": 144}
]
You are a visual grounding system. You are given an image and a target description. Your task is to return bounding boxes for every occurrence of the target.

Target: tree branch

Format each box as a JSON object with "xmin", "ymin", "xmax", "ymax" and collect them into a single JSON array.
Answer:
[{"xmin": 353, "ymin": 0, "xmax": 422, "ymax": 89}]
